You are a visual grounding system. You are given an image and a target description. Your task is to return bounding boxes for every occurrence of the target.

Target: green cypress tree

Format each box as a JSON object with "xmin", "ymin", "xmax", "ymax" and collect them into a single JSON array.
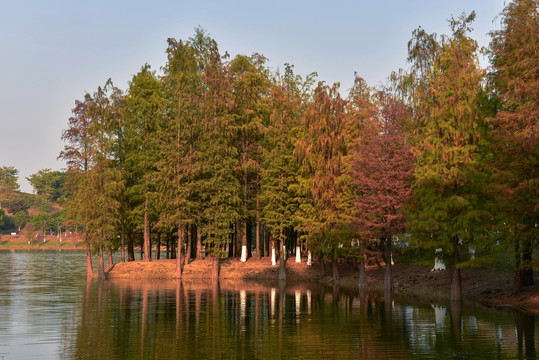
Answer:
[
  {"xmin": 230, "ymin": 53, "xmax": 269, "ymax": 262},
  {"xmin": 407, "ymin": 13, "xmax": 489, "ymax": 301},
  {"xmin": 123, "ymin": 65, "xmax": 165, "ymax": 262},
  {"xmin": 296, "ymin": 82, "xmax": 356, "ymax": 280},
  {"xmin": 488, "ymin": 0, "xmax": 538, "ymax": 291}
]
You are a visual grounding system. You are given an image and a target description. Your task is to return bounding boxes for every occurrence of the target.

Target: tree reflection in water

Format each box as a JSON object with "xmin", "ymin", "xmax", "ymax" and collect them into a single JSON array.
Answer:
[{"xmin": 67, "ymin": 278, "xmax": 537, "ymax": 360}]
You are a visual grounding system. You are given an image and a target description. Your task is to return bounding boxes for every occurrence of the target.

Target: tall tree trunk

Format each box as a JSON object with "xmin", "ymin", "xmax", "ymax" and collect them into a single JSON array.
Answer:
[
  {"xmin": 176, "ymin": 224, "xmax": 183, "ymax": 278},
  {"xmin": 241, "ymin": 220, "xmax": 248, "ymax": 262},
  {"xmin": 256, "ymin": 196, "xmax": 261, "ymax": 259},
  {"xmin": 358, "ymin": 255, "xmax": 367, "ymax": 287},
  {"xmin": 320, "ymin": 253, "xmax": 326, "ymax": 277},
  {"xmin": 127, "ymin": 233, "xmax": 135, "ymax": 262},
  {"xmin": 144, "ymin": 198, "xmax": 151, "ymax": 262},
  {"xmin": 98, "ymin": 243, "xmax": 105, "ymax": 281},
  {"xmin": 185, "ymin": 225, "xmax": 191, "ymax": 265},
  {"xmin": 212, "ymin": 256, "xmax": 219, "ymax": 281},
  {"xmin": 332, "ymin": 258, "xmax": 340, "ymax": 281},
  {"xmin": 295, "ymin": 233, "xmax": 301, "ymax": 263},
  {"xmin": 120, "ymin": 217, "xmax": 125, "ymax": 263},
  {"xmin": 108, "ymin": 247, "xmax": 114, "ymax": 270},
  {"xmin": 263, "ymin": 225, "xmax": 267, "ymax": 257},
  {"xmin": 450, "ymin": 237, "xmax": 462, "ymax": 301},
  {"xmin": 156, "ymin": 232, "xmax": 161, "ymax": 260},
  {"xmin": 85, "ymin": 235, "xmax": 93, "ymax": 280},
  {"xmin": 521, "ymin": 237, "xmax": 534, "ymax": 287},
  {"xmin": 270, "ymin": 233, "xmax": 276, "ymax": 266},
  {"xmin": 196, "ymin": 220, "xmax": 203, "ymax": 260},
  {"xmin": 514, "ymin": 239, "xmax": 522, "ymax": 293},
  {"xmin": 279, "ymin": 229, "xmax": 287, "ymax": 281},
  {"xmin": 384, "ymin": 238, "xmax": 393, "ymax": 293}
]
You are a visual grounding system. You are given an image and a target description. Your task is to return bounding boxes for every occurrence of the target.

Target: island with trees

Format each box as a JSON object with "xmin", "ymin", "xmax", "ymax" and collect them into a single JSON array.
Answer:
[{"xmin": 1, "ymin": 1, "xmax": 537, "ymax": 311}]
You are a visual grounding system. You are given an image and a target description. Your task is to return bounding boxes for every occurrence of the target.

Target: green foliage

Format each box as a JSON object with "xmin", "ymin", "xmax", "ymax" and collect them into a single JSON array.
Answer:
[
  {"xmin": 0, "ymin": 166, "xmax": 20, "ymax": 205},
  {"xmin": 26, "ymin": 169, "xmax": 68, "ymax": 203},
  {"xmin": 406, "ymin": 12, "xmax": 491, "ymax": 261},
  {"xmin": 296, "ymin": 82, "xmax": 356, "ymax": 259},
  {"xmin": 13, "ymin": 211, "xmax": 29, "ymax": 231},
  {"xmin": 2, "ymin": 197, "xmax": 30, "ymax": 215},
  {"xmin": 0, "ymin": 208, "xmax": 15, "ymax": 231},
  {"xmin": 488, "ymin": 0, "xmax": 538, "ymax": 284}
]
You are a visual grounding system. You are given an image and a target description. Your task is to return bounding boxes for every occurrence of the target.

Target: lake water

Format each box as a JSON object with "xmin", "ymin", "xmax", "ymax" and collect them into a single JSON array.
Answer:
[{"xmin": 0, "ymin": 250, "xmax": 536, "ymax": 360}]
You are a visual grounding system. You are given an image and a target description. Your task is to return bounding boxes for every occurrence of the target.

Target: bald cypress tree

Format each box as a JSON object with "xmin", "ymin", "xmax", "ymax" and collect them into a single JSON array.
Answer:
[
  {"xmin": 296, "ymin": 82, "xmax": 356, "ymax": 280},
  {"xmin": 350, "ymin": 82, "xmax": 415, "ymax": 292},
  {"xmin": 124, "ymin": 65, "xmax": 165, "ymax": 262},
  {"xmin": 489, "ymin": 0, "xmax": 538, "ymax": 291},
  {"xmin": 60, "ymin": 97, "xmax": 94, "ymax": 278},
  {"xmin": 407, "ymin": 13, "xmax": 489, "ymax": 301},
  {"xmin": 197, "ymin": 45, "xmax": 239, "ymax": 279},
  {"xmin": 61, "ymin": 80, "xmax": 124, "ymax": 281},
  {"xmin": 158, "ymin": 36, "xmax": 202, "ymax": 276},
  {"xmin": 230, "ymin": 54, "xmax": 269, "ymax": 262}
]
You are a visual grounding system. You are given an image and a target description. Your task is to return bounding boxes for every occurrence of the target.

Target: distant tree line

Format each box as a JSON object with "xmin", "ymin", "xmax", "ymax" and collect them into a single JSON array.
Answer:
[{"xmin": 29, "ymin": 0, "xmax": 537, "ymax": 297}]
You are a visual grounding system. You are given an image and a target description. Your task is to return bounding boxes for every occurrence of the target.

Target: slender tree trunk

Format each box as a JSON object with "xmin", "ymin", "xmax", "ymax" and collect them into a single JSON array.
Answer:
[
  {"xmin": 384, "ymin": 239, "xmax": 393, "ymax": 293},
  {"xmin": 98, "ymin": 243, "xmax": 105, "ymax": 281},
  {"xmin": 522, "ymin": 237, "xmax": 534, "ymax": 287},
  {"xmin": 256, "ymin": 196, "xmax": 261, "ymax": 259},
  {"xmin": 279, "ymin": 228, "xmax": 286, "ymax": 281},
  {"xmin": 332, "ymin": 258, "xmax": 340, "ymax": 281},
  {"xmin": 185, "ymin": 225, "xmax": 191, "ymax": 265},
  {"xmin": 156, "ymin": 232, "xmax": 161, "ymax": 260},
  {"xmin": 120, "ymin": 217, "xmax": 125, "ymax": 263},
  {"xmin": 176, "ymin": 224, "xmax": 183, "ymax": 278},
  {"xmin": 108, "ymin": 247, "xmax": 113, "ymax": 270},
  {"xmin": 241, "ymin": 220, "xmax": 248, "ymax": 262},
  {"xmin": 144, "ymin": 198, "xmax": 151, "ymax": 262},
  {"xmin": 196, "ymin": 220, "xmax": 203, "ymax": 260},
  {"xmin": 128, "ymin": 233, "xmax": 135, "ymax": 262},
  {"xmin": 270, "ymin": 233, "xmax": 276, "ymax": 266},
  {"xmin": 85, "ymin": 235, "xmax": 93, "ymax": 280},
  {"xmin": 263, "ymin": 225, "xmax": 267, "ymax": 257},
  {"xmin": 295, "ymin": 233, "xmax": 301, "ymax": 263},
  {"xmin": 450, "ymin": 237, "xmax": 462, "ymax": 301}
]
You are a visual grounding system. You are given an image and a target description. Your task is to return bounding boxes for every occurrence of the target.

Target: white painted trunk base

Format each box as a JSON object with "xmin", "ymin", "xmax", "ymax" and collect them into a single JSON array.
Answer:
[
  {"xmin": 295, "ymin": 246, "xmax": 301, "ymax": 262},
  {"xmin": 271, "ymin": 248, "xmax": 276, "ymax": 266},
  {"xmin": 240, "ymin": 245, "xmax": 247, "ymax": 262},
  {"xmin": 307, "ymin": 251, "xmax": 312, "ymax": 266},
  {"xmin": 431, "ymin": 248, "xmax": 446, "ymax": 271}
]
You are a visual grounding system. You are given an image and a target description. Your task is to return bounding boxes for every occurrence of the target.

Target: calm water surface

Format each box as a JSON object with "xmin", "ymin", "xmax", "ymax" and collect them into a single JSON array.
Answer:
[{"xmin": 0, "ymin": 251, "xmax": 537, "ymax": 359}]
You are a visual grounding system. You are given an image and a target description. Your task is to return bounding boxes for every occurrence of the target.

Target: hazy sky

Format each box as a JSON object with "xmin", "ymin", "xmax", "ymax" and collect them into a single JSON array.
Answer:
[{"xmin": 0, "ymin": 0, "xmax": 505, "ymax": 193}]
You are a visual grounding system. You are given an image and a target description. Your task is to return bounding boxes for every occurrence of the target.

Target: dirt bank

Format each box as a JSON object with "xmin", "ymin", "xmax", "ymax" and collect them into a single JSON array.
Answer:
[{"xmin": 105, "ymin": 257, "xmax": 539, "ymax": 314}]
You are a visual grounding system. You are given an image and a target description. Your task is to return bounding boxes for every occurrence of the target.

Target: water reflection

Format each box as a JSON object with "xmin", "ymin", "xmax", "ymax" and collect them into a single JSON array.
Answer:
[
  {"xmin": 0, "ymin": 251, "xmax": 537, "ymax": 360},
  {"xmin": 63, "ymin": 278, "xmax": 538, "ymax": 360}
]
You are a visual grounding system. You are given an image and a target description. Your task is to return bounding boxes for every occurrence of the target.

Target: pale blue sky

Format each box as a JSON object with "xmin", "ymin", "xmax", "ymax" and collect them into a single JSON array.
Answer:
[{"xmin": 0, "ymin": 0, "xmax": 505, "ymax": 193}]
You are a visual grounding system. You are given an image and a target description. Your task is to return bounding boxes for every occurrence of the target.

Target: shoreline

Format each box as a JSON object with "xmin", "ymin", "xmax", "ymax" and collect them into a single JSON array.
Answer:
[
  {"xmin": 104, "ymin": 257, "xmax": 539, "ymax": 314},
  {"xmin": 2, "ymin": 242, "xmax": 537, "ymax": 314}
]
